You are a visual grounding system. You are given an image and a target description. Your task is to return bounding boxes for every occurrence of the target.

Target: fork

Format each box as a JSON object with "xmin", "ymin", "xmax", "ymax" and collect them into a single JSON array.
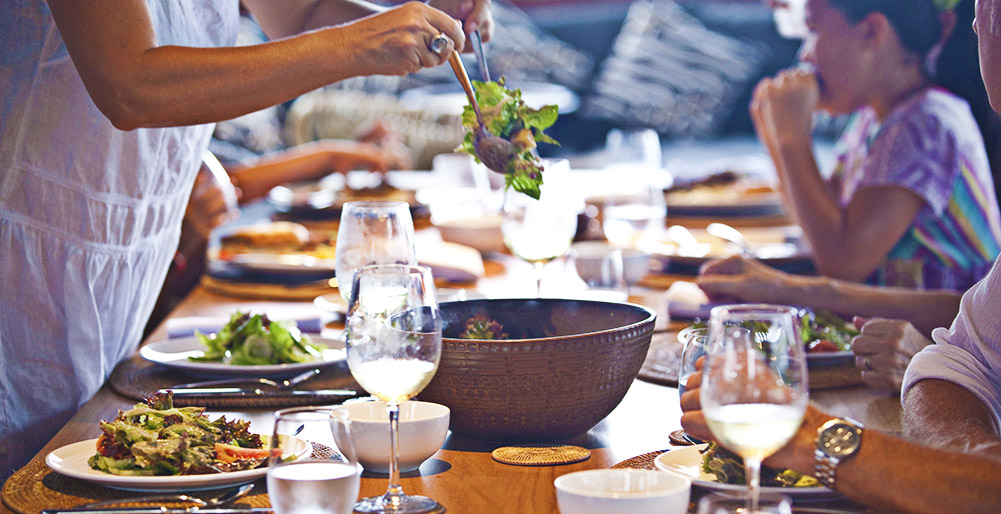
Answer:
[{"xmin": 168, "ymin": 368, "xmax": 320, "ymax": 391}]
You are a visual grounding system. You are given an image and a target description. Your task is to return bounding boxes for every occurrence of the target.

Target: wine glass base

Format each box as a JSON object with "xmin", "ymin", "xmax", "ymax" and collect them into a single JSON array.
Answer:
[{"xmin": 353, "ymin": 494, "xmax": 443, "ymax": 514}]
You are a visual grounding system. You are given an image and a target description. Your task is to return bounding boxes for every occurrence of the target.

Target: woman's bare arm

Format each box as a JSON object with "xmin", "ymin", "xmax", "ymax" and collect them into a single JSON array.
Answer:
[{"xmin": 45, "ymin": 0, "xmax": 462, "ymax": 130}]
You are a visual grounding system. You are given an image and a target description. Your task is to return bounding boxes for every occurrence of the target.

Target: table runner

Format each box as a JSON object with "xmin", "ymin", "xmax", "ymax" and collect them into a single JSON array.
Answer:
[{"xmin": 108, "ymin": 354, "xmax": 362, "ymax": 409}]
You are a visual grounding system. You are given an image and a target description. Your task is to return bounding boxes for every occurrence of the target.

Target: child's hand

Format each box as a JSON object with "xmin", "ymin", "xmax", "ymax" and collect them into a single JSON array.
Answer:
[{"xmin": 751, "ymin": 68, "xmax": 819, "ymax": 146}]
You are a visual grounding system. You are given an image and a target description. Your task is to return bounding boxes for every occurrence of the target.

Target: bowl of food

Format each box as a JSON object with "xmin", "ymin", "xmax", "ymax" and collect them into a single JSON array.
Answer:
[
  {"xmin": 420, "ymin": 298, "xmax": 656, "ymax": 442},
  {"xmin": 333, "ymin": 401, "xmax": 450, "ymax": 473},
  {"xmin": 554, "ymin": 469, "xmax": 690, "ymax": 514}
]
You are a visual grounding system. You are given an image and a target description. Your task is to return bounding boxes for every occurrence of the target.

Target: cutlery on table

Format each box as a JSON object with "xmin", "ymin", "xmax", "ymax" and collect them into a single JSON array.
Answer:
[
  {"xmin": 76, "ymin": 483, "xmax": 254, "ymax": 510},
  {"xmin": 706, "ymin": 222, "xmax": 753, "ymax": 257},
  {"xmin": 168, "ymin": 368, "xmax": 321, "ymax": 391},
  {"xmin": 162, "ymin": 387, "xmax": 357, "ymax": 401},
  {"xmin": 44, "ymin": 508, "xmax": 274, "ymax": 514}
]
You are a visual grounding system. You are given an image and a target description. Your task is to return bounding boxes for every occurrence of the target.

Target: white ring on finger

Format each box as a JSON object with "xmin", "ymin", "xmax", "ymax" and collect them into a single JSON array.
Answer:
[{"xmin": 429, "ymin": 32, "xmax": 449, "ymax": 55}]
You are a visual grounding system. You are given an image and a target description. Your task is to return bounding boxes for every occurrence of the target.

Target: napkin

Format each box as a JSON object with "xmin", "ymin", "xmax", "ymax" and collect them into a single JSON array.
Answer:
[
  {"xmin": 665, "ymin": 281, "xmax": 715, "ymax": 320},
  {"xmin": 165, "ymin": 316, "xmax": 322, "ymax": 338}
]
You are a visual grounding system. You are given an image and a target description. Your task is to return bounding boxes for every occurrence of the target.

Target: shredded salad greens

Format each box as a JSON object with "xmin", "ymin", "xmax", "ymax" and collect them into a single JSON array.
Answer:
[
  {"xmin": 701, "ymin": 442, "xmax": 818, "ymax": 488},
  {"xmin": 88, "ymin": 392, "xmax": 270, "ymax": 476},
  {"xmin": 689, "ymin": 309, "xmax": 858, "ymax": 353},
  {"xmin": 458, "ymin": 78, "xmax": 559, "ymax": 199},
  {"xmin": 190, "ymin": 311, "xmax": 324, "ymax": 365}
]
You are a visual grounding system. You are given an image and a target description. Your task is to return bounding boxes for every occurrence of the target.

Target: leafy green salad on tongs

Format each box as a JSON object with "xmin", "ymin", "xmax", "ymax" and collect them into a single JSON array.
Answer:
[
  {"xmin": 457, "ymin": 78, "xmax": 559, "ymax": 200},
  {"xmin": 189, "ymin": 311, "xmax": 324, "ymax": 365},
  {"xmin": 89, "ymin": 392, "xmax": 270, "ymax": 476}
]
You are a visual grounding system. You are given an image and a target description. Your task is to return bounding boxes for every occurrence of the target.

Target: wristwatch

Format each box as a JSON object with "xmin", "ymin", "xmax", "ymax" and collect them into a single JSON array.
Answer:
[{"xmin": 814, "ymin": 417, "xmax": 864, "ymax": 489}]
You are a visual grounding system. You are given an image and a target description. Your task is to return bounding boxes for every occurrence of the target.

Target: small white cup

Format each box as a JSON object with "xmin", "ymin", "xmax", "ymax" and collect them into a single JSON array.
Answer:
[
  {"xmin": 554, "ymin": 469, "xmax": 690, "ymax": 514},
  {"xmin": 332, "ymin": 400, "xmax": 450, "ymax": 473}
]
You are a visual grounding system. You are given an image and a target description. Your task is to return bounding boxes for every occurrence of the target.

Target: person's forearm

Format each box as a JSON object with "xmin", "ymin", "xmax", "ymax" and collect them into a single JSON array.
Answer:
[
  {"xmin": 772, "ymin": 138, "xmax": 850, "ymax": 271},
  {"xmin": 94, "ymin": 37, "xmax": 364, "ymax": 130},
  {"xmin": 815, "ymin": 278, "xmax": 960, "ymax": 335},
  {"xmin": 776, "ymin": 406, "xmax": 1001, "ymax": 514}
]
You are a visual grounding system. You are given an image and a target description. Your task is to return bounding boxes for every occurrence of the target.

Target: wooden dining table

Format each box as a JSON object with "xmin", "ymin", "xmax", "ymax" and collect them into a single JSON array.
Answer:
[{"xmin": 0, "ymin": 223, "xmax": 903, "ymax": 514}]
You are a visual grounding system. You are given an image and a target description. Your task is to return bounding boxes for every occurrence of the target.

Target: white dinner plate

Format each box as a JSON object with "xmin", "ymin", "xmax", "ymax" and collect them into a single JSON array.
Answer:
[
  {"xmin": 654, "ymin": 444, "xmax": 835, "ymax": 498},
  {"xmin": 46, "ymin": 435, "xmax": 310, "ymax": 491},
  {"xmin": 140, "ymin": 336, "xmax": 345, "ymax": 378}
]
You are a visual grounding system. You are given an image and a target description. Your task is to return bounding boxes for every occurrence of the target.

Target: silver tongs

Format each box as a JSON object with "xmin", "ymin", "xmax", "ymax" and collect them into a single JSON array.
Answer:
[{"xmin": 470, "ymin": 29, "xmax": 489, "ymax": 82}]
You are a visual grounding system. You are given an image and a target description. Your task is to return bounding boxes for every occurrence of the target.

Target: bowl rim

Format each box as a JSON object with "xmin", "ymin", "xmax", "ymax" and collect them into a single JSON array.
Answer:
[
  {"xmin": 333, "ymin": 400, "xmax": 450, "ymax": 423},
  {"xmin": 440, "ymin": 298, "xmax": 656, "ymax": 343},
  {"xmin": 554, "ymin": 469, "xmax": 691, "ymax": 498}
]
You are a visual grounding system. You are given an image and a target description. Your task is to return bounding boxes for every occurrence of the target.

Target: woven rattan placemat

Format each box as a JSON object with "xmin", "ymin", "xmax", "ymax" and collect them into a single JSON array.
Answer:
[
  {"xmin": 636, "ymin": 331, "xmax": 683, "ymax": 387},
  {"xmin": 636, "ymin": 331, "xmax": 864, "ymax": 390},
  {"xmin": 1, "ymin": 457, "xmax": 272, "ymax": 514},
  {"xmin": 108, "ymin": 354, "xmax": 362, "ymax": 408},
  {"xmin": 611, "ymin": 449, "xmax": 671, "ymax": 470}
]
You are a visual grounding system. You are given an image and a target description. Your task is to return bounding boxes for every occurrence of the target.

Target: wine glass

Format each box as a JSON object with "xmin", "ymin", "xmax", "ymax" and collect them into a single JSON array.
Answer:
[
  {"xmin": 701, "ymin": 304, "xmax": 808, "ymax": 513},
  {"xmin": 334, "ymin": 201, "xmax": 417, "ymax": 303},
  {"xmin": 344, "ymin": 264, "xmax": 442, "ymax": 513},
  {"xmin": 677, "ymin": 326, "xmax": 707, "ymax": 401},
  {"xmin": 500, "ymin": 159, "xmax": 580, "ymax": 296},
  {"xmin": 698, "ymin": 492, "xmax": 792, "ymax": 514},
  {"xmin": 602, "ymin": 128, "xmax": 667, "ymax": 253},
  {"xmin": 267, "ymin": 407, "xmax": 361, "ymax": 514}
]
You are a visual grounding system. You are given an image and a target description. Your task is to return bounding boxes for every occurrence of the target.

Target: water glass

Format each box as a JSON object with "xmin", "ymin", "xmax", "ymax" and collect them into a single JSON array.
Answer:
[
  {"xmin": 702, "ymin": 304, "xmax": 808, "ymax": 513},
  {"xmin": 267, "ymin": 407, "xmax": 361, "ymax": 514},
  {"xmin": 568, "ymin": 243, "xmax": 628, "ymax": 302},
  {"xmin": 334, "ymin": 201, "xmax": 417, "ymax": 303},
  {"xmin": 697, "ymin": 493, "xmax": 792, "ymax": 514},
  {"xmin": 677, "ymin": 326, "xmax": 707, "ymax": 400}
]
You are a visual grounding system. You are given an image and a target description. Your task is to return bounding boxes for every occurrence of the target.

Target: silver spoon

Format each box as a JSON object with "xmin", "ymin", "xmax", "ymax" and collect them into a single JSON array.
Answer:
[
  {"xmin": 706, "ymin": 222, "xmax": 753, "ymax": 257},
  {"xmin": 79, "ymin": 483, "xmax": 254, "ymax": 509}
]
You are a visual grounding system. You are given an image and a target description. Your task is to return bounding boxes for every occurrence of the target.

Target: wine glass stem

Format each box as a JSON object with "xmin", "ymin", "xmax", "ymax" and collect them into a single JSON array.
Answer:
[
  {"xmin": 745, "ymin": 457, "xmax": 762, "ymax": 513},
  {"xmin": 533, "ymin": 261, "xmax": 545, "ymax": 297},
  {"xmin": 382, "ymin": 402, "xmax": 405, "ymax": 509}
]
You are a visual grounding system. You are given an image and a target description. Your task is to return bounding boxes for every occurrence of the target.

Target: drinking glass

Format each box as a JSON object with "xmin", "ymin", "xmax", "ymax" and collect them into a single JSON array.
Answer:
[
  {"xmin": 701, "ymin": 304, "xmax": 808, "ymax": 513},
  {"xmin": 334, "ymin": 201, "xmax": 417, "ymax": 303},
  {"xmin": 568, "ymin": 244, "xmax": 628, "ymax": 302},
  {"xmin": 602, "ymin": 128, "xmax": 666, "ymax": 252},
  {"xmin": 697, "ymin": 493, "xmax": 792, "ymax": 514},
  {"xmin": 677, "ymin": 327, "xmax": 707, "ymax": 400},
  {"xmin": 267, "ymin": 407, "xmax": 361, "ymax": 514},
  {"xmin": 345, "ymin": 264, "xmax": 442, "ymax": 513},
  {"xmin": 500, "ymin": 159, "xmax": 580, "ymax": 296}
]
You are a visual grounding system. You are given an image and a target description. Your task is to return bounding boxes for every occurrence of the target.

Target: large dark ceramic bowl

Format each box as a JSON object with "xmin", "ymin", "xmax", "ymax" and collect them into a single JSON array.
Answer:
[{"xmin": 421, "ymin": 298, "xmax": 656, "ymax": 442}]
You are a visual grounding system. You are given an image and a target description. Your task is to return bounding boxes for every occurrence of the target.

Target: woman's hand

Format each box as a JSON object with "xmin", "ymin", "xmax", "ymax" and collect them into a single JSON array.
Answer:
[
  {"xmin": 751, "ymin": 68, "xmax": 819, "ymax": 147},
  {"xmin": 852, "ymin": 318, "xmax": 933, "ymax": 393},
  {"xmin": 428, "ymin": 0, "xmax": 493, "ymax": 48},
  {"xmin": 337, "ymin": 2, "xmax": 465, "ymax": 76},
  {"xmin": 696, "ymin": 256, "xmax": 799, "ymax": 304}
]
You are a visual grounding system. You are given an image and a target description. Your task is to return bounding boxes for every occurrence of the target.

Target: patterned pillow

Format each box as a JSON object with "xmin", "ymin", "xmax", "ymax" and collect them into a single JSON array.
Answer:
[{"xmin": 580, "ymin": 0, "xmax": 771, "ymax": 138}]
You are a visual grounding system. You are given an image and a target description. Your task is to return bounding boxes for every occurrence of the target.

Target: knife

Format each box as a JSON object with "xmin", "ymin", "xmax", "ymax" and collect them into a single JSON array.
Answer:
[
  {"xmin": 161, "ymin": 387, "xmax": 357, "ymax": 400},
  {"xmin": 44, "ymin": 508, "xmax": 273, "ymax": 514}
]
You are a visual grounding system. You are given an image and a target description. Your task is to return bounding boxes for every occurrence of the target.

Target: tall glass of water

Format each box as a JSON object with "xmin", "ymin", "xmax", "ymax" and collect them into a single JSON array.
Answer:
[
  {"xmin": 334, "ymin": 201, "xmax": 417, "ymax": 303},
  {"xmin": 267, "ymin": 407, "xmax": 361, "ymax": 514},
  {"xmin": 701, "ymin": 304, "xmax": 808, "ymax": 513},
  {"xmin": 678, "ymin": 326, "xmax": 708, "ymax": 400},
  {"xmin": 345, "ymin": 264, "xmax": 442, "ymax": 513}
]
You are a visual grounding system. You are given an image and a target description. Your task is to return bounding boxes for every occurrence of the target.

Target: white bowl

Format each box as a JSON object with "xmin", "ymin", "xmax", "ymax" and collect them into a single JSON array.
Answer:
[
  {"xmin": 434, "ymin": 215, "xmax": 505, "ymax": 254},
  {"xmin": 333, "ymin": 401, "xmax": 450, "ymax": 473},
  {"xmin": 554, "ymin": 469, "xmax": 690, "ymax": 514},
  {"xmin": 571, "ymin": 241, "xmax": 651, "ymax": 285}
]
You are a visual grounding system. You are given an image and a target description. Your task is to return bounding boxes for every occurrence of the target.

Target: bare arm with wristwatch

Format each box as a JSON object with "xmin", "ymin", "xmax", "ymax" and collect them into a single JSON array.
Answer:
[{"xmin": 680, "ymin": 377, "xmax": 1001, "ymax": 514}]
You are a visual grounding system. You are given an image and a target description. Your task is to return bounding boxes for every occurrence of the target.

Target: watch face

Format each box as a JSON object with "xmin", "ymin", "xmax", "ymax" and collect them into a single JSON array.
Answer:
[{"xmin": 820, "ymin": 423, "xmax": 862, "ymax": 457}]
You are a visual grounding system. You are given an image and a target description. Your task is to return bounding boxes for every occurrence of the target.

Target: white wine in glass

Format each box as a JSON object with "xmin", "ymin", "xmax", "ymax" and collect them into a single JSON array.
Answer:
[
  {"xmin": 500, "ymin": 159, "xmax": 579, "ymax": 296},
  {"xmin": 345, "ymin": 264, "xmax": 442, "ymax": 514},
  {"xmin": 701, "ymin": 304, "xmax": 808, "ymax": 513}
]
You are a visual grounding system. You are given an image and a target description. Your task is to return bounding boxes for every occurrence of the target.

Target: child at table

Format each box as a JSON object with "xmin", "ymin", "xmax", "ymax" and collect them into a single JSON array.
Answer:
[{"xmin": 753, "ymin": 0, "xmax": 1001, "ymax": 290}]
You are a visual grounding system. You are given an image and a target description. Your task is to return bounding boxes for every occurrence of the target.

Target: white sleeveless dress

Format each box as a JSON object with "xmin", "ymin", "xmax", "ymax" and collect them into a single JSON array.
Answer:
[{"xmin": 0, "ymin": 0, "xmax": 239, "ymax": 475}]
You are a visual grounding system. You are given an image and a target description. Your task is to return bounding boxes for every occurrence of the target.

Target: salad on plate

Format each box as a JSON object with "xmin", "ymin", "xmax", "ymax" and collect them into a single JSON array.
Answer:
[
  {"xmin": 89, "ymin": 392, "xmax": 271, "ymax": 476},
  {"xmin": 190, "ymin": 311, "xmax": 325, "ymax": 365}
]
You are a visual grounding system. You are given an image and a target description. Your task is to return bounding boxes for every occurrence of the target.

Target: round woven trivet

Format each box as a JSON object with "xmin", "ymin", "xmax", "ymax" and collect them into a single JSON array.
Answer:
[
  {"xmin": 0, "ymin": 457, "xmax": 271, "ymax": 514},
  {"xmin": 491, "ymin": 445, "xmax": 591, "ymax": 466},
  {"xmin": 107, "ymin": 354, "xmax": 362, "ymax": 408},
  {"xmin": 610, "ymin": 449, "xmax": 670, "ymax": 470},
  {"xmin": 636, "ymin": 331, "xmax": 683, "ymax": 387}
]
